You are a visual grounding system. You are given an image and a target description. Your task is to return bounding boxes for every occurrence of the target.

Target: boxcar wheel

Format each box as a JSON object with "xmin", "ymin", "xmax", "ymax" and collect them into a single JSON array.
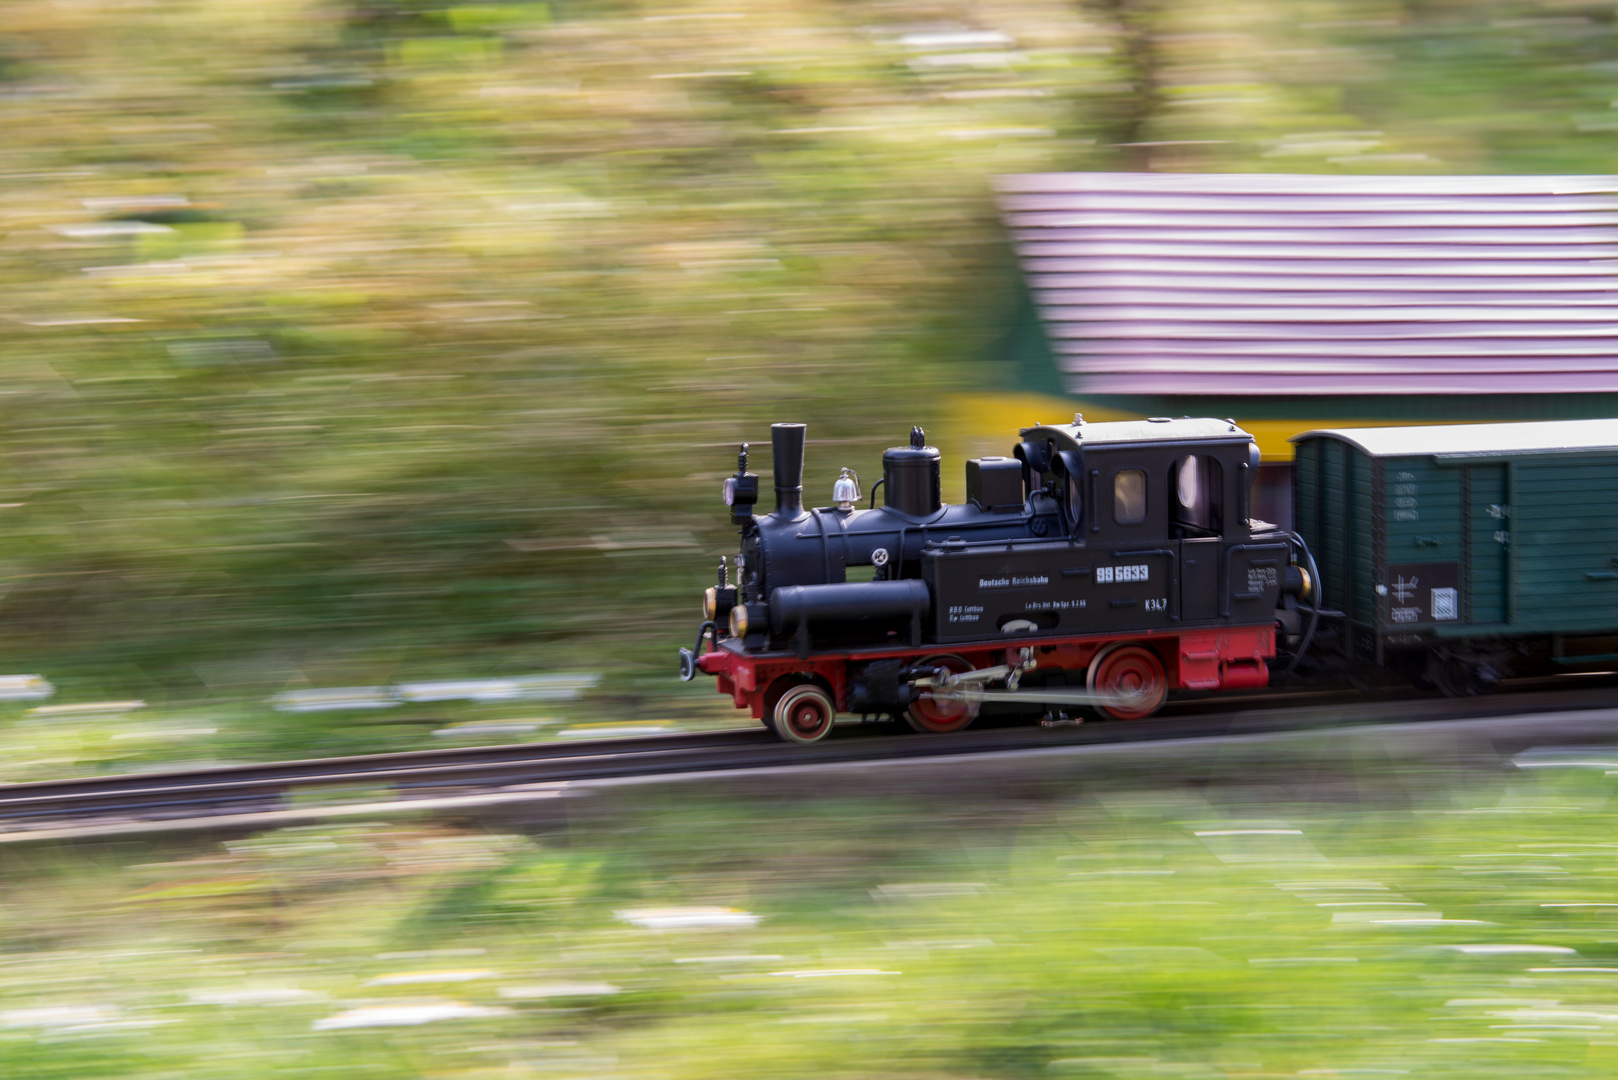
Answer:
[
  {"xmin": 1430, "ymin": 652, "xmax": 1500, "ymax": 698},
  {"xmin": 903, "ymin": 654, "xmax": 980, "ymax": 734},
  {"xmin": 1087, "ymin": 644, "xmax": 1167, "ymax": 721}
]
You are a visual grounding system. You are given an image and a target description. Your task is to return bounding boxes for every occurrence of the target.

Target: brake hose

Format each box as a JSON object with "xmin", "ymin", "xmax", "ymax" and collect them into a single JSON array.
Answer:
[{"xmin": 1282, "ymin": 531, "xmax": 1322, "ymax": 677}]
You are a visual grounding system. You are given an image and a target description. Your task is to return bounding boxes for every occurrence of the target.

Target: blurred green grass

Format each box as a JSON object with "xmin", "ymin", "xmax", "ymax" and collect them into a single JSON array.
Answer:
[
  {"xmin": 1, "ymin": 0, "xmax": 1617, "ymax": 749},
  {"xmin": 0, "ymin": 688, "xmax": 762, "ymax": 784},
  {"xmin": 6, "ymin": 746, "xmax": 1618, "ymax": 1076}
]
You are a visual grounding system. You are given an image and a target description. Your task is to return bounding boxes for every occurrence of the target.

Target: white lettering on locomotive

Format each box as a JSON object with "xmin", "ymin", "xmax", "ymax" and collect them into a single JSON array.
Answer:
[
  {"xmin": 977, "ymin": 575, "xmax": 1050, "ymax": 590},
  {"xmin": 1096, "ymin": 564, "xmax": 1148, "ymax": 584},
  {"xmin": 1025, "ymin": 599, "xmax": 1086, "ymax": 611}
]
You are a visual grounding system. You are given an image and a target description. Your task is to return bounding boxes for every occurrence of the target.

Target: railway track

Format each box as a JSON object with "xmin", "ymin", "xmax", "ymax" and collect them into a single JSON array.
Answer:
[{"xmin": 1, "ymin": 678, "xmax": 1615, "ymax": 834}]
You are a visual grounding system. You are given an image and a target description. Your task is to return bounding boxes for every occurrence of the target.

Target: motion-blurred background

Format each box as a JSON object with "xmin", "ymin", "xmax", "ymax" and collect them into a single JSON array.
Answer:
[
  {"xmin": 11, "ymin": 7, "xmax": 1618, "ymax": 1079},
  {"xmin": 2, "ymin": 0, "xmax": 1617, "ymax": 748}
]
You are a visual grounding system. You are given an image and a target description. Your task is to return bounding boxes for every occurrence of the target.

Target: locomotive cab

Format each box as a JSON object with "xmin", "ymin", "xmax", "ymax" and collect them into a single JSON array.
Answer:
[{"xmin": 923, "ymin": 418, "xmax": 1283, "ymax": 645}]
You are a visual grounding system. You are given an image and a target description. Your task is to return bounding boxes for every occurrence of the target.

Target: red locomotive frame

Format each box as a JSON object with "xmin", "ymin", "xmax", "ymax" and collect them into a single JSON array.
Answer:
[{"xmin": 699, "ymin": 624, "xmax": 1273, "ymax": 727}]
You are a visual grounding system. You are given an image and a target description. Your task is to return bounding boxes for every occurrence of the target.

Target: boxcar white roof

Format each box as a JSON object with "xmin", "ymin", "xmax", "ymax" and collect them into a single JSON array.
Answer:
[{"xmin": 1292, "ymin": 417, "xmax": 1618, "ymax": 458}]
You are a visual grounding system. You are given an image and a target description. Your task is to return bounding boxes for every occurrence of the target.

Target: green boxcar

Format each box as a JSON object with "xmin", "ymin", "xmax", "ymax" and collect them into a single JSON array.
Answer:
[{"xmin": 1292, "ymin": 420, "xmax": 1618, "ymax": 685}]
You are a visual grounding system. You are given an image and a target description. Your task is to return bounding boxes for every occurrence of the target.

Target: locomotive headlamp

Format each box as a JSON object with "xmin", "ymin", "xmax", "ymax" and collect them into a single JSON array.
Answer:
[
  {"xmin": 730, "ymin": 603, "xmax": 749, "ymax": 638},
  {"xmin": 722, "ymin": 474, "xmax": 758, "ymax": 508},
  {"xmin": 725, "ymin": 443, "xmax": 760, "ymax": 523},
  {"xmin": 703, "ymin": 585, "xmax": 737, "ymax": 622}
]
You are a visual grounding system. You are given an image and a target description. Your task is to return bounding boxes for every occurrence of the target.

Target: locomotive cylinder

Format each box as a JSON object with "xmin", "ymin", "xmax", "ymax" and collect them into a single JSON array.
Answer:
[
  {"xmin": 882, "ymin": 443, "xmax": 941, "ymax": 517},
  {"xmin": 771, "ymin": 423, "xmax": 807, "ymax": 520}
]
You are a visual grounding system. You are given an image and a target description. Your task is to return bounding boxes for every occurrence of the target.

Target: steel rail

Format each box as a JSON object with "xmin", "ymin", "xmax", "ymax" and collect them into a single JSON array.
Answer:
[
  {"xmin": 0, "ymin": 728, "xmax": 773, "ymax": 825},
  {"xmin": 0, "ymin": 679, "xmax": 1614, "ymax": 830}
]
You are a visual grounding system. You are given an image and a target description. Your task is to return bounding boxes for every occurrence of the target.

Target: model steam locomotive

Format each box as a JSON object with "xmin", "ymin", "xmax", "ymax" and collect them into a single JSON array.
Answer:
[{"xmin": 678, "ymin": 416, "xmax": 1318, "ymax": 742}]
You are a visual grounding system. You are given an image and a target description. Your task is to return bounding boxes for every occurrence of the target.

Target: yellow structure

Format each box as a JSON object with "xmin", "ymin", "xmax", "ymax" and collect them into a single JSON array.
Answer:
[{"xmin": 946, "ymin": 392, "xmax": 1467, "ymax": 465}]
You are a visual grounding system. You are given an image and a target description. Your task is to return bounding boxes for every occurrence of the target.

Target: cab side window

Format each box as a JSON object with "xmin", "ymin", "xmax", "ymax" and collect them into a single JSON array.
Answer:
[
  {"xmin": 1113, "ymin": 469, "xmax": 1147, "ymax": 525},
  {"xmin": 1171, "ymin": 453, "xmax": 1223, "ymax": 537}
]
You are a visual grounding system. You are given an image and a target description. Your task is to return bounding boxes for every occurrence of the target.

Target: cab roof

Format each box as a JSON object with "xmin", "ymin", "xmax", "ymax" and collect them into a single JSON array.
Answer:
[
  {"xmin": 1292, "ymin": 417, "xmax": 1618, "ymax": 459},
  {"xmin": 1022, "ymin": 416, "xmax": 1253, "ymax": 450}
]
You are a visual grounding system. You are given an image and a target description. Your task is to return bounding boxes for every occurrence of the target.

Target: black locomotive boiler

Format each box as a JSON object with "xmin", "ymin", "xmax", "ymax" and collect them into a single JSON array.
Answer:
[{"xmin": 679, "ymin": 417, "xmax": 1315, "ymax": 742}]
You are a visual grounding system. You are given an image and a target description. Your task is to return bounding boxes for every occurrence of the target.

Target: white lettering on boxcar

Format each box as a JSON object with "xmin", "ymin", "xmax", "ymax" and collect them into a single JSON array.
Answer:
[
  {"xmin": 1391, "ymin": 474, "xmax": 1418, "ymax": 521},
  {"xmin": 1431, "ymin": 588, "xmax": 1458, "ymax": 621}
]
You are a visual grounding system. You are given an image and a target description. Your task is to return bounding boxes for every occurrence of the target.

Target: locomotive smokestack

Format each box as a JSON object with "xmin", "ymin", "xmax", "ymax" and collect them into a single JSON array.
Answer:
[{"xmin": 771, "ymin": 422, "xmax": 806, "ymax": 519}]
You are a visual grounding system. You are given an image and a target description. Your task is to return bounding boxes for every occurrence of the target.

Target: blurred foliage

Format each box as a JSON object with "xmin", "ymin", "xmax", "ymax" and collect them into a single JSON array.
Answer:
[
  {"xmin": 0, "ymin": 0, "xmax": 1615, "ymax": 722},
  {"xmin": 7, "ymin": 753, "xmax": 1618, "ymax": 1075}
]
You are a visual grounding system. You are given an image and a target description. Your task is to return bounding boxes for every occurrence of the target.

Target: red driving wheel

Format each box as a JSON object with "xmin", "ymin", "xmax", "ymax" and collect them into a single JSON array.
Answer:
[
  {"xmin": 772, "ymin": 682, "xmax": 836, "ymax": 744},
  {"xmin": 1086, "ymin": 644, "xmax": 1167, "ymax": 721},
  {"xmin": 903, "ymin": 654, "xmax": 980, "ymax": 734}
]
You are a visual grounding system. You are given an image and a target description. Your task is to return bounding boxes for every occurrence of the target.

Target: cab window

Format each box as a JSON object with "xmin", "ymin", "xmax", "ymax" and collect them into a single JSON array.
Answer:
[
  {"xmin": 1171, "ymin": 453, "xmax": 1223, "ymax": 537},
  {"xmin": 1113, "ymin": 469, "xmax": 1146, "ymax": 525}
]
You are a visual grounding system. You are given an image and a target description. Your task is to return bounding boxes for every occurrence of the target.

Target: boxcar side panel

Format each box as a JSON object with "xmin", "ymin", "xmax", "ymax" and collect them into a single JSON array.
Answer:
[
  {"xmin": 1295, "ymin": 435, "xmax": 1381, "ymax": 645},
  {"xmin": 1296, "ymin": 424, "xmax": 1618, "ymax": 659},
  {"xmin": 1380, "ymin": 458, "xmax": 1464, "ymax": 564},
  {"xmin": 1294, "ymin": 438, "xmax": 1319, "ymax": 565},
  {"xmin": 1374, "ymin": 455, "xmax": 1464, "ymax": 633},
  {"xmin": 1510, "ymin": 457, "xmax": 1618, "ymax": 633}
]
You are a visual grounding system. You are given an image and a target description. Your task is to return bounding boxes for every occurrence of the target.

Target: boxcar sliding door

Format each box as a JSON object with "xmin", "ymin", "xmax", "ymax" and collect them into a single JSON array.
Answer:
[{"xmin": 1511, "ymin": 454, "xmax": 1618, "ymax": 635}]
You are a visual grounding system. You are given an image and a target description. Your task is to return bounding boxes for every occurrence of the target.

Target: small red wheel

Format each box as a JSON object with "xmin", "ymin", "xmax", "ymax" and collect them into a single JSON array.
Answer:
[
  {"xmin": 904, "ymin": 654, "xmax": 980, "ymax": 734},
  {"xmin": 772, "ymin": 683, "xmax": 836, "ymax": 744},
  {"xmin": 1086, "ymin": 644, "xmax": 1167, "ymax": 721}
]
